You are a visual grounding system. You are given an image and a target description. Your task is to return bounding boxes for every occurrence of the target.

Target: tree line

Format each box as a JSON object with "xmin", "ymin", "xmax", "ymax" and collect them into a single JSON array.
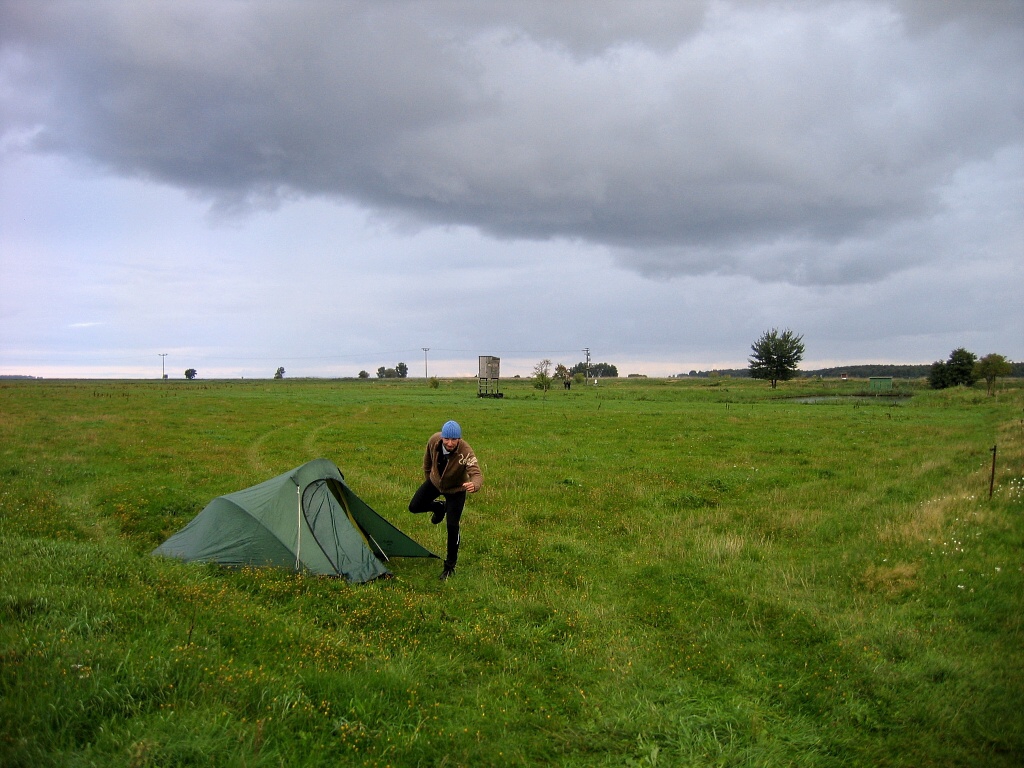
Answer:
[
  {"xmin": 529, "ymin": 359, "xmax": 620, "ymax": 391},
  {"xmin": 360, "ymin": 362, "xmax": 409, "ymax": 379},
  {"xmin": 742, "ymin": 328, "xmax": 1016, "ymax": 395},
  {"xmin": 172, "ymin": 344, "xmax": 1018, "ymax": 387},
  {"xmin": 928, "ymin": 349, "xmax": 1014, "ymax": 395}
]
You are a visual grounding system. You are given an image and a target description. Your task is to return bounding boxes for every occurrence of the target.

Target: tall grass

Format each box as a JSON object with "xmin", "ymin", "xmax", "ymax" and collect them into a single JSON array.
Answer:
[{"xmin": 1, "ymin": 376, "xmax": 1022, "ymax": 766}]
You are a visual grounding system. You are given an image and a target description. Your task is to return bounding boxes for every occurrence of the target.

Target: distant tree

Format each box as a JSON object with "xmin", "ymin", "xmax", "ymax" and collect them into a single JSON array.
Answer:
[
  {"xmin": 358, "ymin": 370, "xmax": 370, "ymax": 379},
  {"xmin": 931, "ymin": 348, "xmax": 978, "ymax": 389},
  {"xmin": 396, "ymin": 362, "xmax": 409, "ymax": 378},
  {"xmin": 928, "ymin": 361, "xmax": 949, "ymax": 390},
  {"xmin": 748, "ymin": 328, "xmax": 805, "ymax": 389},
  {"xmin": 946, "ymin": 348, "xmax": 978, "ymax": 387},
  {"xmin": 554, "ymin": 363, "xmax": 571, "ymax": 390},
  {"xmin": 533, "ymin": 358, "xmax": 553, "ymax": 392},
  {"xmin": 974, "ymin": 353, "xmax": 1012, "ymax": 395},
  {"xmin": 377, "ymin": 366, "xmax": 399, "ymax": 379},
  {"xmin": 184, "ymin": 368, "xmax": 197, "ymax": 380},
  {"xmin": 274, "ymin": 366, "xmax": 285, "ymax": 379},
  {"xmin": 569, "ymin": 361, "xmax": 619, "ymax": 378},
  {"xmin": 376, "ymin": 366, "xmax": 387, "ymax": 379}
]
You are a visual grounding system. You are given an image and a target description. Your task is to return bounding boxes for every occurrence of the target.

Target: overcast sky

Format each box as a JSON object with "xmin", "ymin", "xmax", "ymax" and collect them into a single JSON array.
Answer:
[{"xmin": 2, "ymin": 0, "xmax": 1021, "ymax": 379}]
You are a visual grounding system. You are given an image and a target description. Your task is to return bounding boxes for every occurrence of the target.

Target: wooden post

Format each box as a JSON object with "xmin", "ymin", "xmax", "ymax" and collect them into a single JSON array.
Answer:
[{"xmin": 989, "ymin": 445, "xmax": 997, "ymax": 500}]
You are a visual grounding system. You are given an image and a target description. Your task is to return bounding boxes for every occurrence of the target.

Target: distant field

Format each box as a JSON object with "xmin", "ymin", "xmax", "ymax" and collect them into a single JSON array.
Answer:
[{"xmin": 1, "ymin": 376, "xmax": 1022, "ymax": 766}]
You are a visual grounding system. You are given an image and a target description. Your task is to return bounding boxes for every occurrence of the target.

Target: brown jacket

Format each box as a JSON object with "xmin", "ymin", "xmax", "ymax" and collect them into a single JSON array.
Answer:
[{"xmin": 423, "ymin": 433, "xmax": 483, "ymax": 494}]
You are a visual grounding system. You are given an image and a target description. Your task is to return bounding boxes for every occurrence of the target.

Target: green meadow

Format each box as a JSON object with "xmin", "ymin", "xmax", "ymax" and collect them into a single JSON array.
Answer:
[{"xmin": 1, "ymin": 376, "xmax": 1022, "ymax": 767}]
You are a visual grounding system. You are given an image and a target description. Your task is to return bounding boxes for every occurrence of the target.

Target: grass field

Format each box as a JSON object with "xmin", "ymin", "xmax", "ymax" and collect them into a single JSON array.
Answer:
[{"xmin": 1, "ymin": 376, "xmax": 1022, "ymax": 767}]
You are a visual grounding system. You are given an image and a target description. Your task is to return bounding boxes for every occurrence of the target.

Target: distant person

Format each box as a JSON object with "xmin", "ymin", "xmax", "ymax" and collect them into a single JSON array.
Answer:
[{"xmin": 408, "ymin": 420, "xmax": 483, "ymax": 581}]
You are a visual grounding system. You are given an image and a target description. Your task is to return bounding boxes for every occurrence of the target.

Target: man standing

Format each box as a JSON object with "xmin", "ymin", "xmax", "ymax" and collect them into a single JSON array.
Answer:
[{"xmin": 408, "ymin": 420, "xmax": 483, "ymax": 580}]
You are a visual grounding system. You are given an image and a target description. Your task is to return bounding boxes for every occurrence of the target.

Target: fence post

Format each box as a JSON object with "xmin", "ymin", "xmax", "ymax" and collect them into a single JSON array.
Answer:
[{"xmin": 989, "ymin": 445, "xmax": 997, "ymax": 500}]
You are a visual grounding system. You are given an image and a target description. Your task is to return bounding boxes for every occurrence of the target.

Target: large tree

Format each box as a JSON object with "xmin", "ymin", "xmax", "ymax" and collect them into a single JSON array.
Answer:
[
  {"xmin": 930, "ymin": 348, "xmax": 978, "ymax": 389},
  {"xmin": 974, "ymin": 353, "xmax": 1012, "ymax": 395},
  {"xmin": 748, "ymin": 328, "xmax": 805, "ymax": 389},
  {"xmin": 947, "ymin": 348, "xmax": 978, "ymax": 387}
]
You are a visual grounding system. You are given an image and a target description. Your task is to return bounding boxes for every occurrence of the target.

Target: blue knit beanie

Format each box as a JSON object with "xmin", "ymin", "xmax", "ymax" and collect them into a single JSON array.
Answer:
[{"xmin": 441, "ymin": 420, "xmax": 462, "ymax": 439}]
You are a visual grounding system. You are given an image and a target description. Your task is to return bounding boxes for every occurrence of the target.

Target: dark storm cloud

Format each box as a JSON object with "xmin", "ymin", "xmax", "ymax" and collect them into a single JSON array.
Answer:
[{"xmin": 2, "ymin": 0, "xmax": 1021, "ymax": 284}]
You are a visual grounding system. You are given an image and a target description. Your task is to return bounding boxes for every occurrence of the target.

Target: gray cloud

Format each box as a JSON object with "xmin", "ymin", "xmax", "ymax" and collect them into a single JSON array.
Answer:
[{"xmin": 2, "ymin": 0, "xmax": 1021, "ymax": 286}]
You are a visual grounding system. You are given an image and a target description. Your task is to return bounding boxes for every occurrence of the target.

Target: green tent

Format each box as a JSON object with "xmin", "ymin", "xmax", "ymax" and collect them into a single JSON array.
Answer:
[{"xmin": 153, "ymin": 458, "xmax": 436, "ymax": 582}]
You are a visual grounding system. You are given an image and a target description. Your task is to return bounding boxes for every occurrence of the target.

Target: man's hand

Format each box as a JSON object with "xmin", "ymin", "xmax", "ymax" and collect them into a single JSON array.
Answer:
[{"xmin": 462, "ymin": 481, "xmax": 478, "ymax": 493}]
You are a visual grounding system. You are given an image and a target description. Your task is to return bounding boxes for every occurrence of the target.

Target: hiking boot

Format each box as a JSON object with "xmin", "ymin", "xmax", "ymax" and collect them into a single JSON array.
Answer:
[
  {"xmin": 439, "ymin": 565, "xmax": 455, "ymax": 581},
  {"xmin": 431, "ymin": 508, "xmax": 446, "ymax": 525}
]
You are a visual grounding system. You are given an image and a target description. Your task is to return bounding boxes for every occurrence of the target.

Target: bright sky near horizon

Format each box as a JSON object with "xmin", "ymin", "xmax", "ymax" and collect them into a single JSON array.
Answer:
[{"xmin": 1, "ymin": 1, "xmax": 1022, "ymax": 379}]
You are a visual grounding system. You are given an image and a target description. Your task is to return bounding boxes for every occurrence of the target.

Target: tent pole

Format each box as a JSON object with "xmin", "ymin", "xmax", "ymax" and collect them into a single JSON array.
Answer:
[
  {"xmin": 364, "ymin": 529, "xmax": 389, "ymax": 562},
  {"xmin": 295, "ymin": 485, "xmax": 301, "ymax": 571}
]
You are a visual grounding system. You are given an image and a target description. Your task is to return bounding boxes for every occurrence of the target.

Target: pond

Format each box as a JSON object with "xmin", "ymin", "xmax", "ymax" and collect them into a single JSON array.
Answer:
[{"xmin": 788, "ymin": 395, "xmax": 908, "ymax": 405}]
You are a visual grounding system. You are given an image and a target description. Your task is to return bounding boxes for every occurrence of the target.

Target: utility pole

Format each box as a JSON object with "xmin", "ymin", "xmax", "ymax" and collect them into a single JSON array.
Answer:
[
  {"xmin": 422, "ymin": 348, "xmax": 430, "ymax": 380},
  {"xmin": 582, "ymin": 347, "xmax": 591, "ymax": 383},
  {"xmin": 159, "ymin": 353, "xmax": 167, "ymax": 379}
]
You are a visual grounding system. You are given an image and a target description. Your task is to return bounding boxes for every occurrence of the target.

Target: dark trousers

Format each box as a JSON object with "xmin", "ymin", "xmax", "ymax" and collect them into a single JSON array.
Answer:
[{"xmin": 408, "ymin": 480, "xmax": 466, "ymax": 568}]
